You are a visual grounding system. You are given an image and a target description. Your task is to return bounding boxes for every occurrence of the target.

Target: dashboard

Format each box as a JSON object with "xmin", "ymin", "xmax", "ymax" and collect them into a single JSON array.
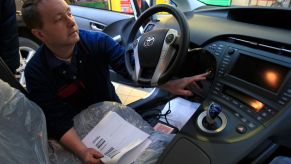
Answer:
[
  {"xmin": 71, "ymin": 4, "xmax": 291, "ymax": 164},
  {"xmin": 142, "ymin": 6, "xmax": 291, "ymax": 164}
]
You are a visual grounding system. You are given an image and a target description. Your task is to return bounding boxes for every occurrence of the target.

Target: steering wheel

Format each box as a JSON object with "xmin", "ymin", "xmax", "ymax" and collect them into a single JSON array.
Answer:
[{"xmin": 125, "ymin": 4, "xmax": 190, "ymax": 87}]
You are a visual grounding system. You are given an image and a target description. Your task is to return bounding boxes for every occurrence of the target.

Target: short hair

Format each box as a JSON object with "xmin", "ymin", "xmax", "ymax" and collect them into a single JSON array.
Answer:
[{"xmin": 21, "ymin": 0, "xmax": 44, "ymax": 29}]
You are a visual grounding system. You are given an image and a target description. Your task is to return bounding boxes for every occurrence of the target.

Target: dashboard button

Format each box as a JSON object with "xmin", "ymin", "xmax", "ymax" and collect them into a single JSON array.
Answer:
[
  {"xmin": 222, "ymin": 95, "xmax": 230, "ymax": 101},
  {"xmin": 228, "ymin": 48, "xmax": 235, "ymax": 55},
  {"xmin": 278, "ymin": 100, "xmax": 285, "ymax": 105},
  {"xmin": 241, "ymin": 118, "xmax": 247, "ymax": 123},
  {"xmin": 232, "ymin": 100, "xmax": 239, "ymax": 105},
  {"xmin": 212, "ymin": 91, "xmax": 218, "ymax": 95},
  {"xmin": 283, "ymin": 93, "xmax": 291, "ymax": 98},
  {"xmin": 261, "ymin": 112, "xmax": 268, "ymax": 117},
  {"xmin": 234, "ymin": 112, "xmax": 240, "ymax": 117},
  {"xmin": 257, "ymin": 116, "xmax": 263, "ymax": 121},
  {"xmin": 236, "ymin": 125, "xmax": 247, "ymax": 134},
  {"xmin": 247, "ymin": 109, "xmax": 252, "ymax": 113},
  {"xmin": 267, "ymin": 108, "xmax": 276, "ymax": 115},
  {"xmin": 248, "ymin": 122, "xmax": 255, "ymax": 129}
]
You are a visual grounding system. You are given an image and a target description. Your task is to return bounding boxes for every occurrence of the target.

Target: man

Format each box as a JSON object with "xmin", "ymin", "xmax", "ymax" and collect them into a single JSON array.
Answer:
[
  {"xmin": 22, "ymin": 0, "xmax": 209, "ymax": 163},
  {"xmin": 0, "ymin": 0, "xmax": 20, "ymax": 73}
]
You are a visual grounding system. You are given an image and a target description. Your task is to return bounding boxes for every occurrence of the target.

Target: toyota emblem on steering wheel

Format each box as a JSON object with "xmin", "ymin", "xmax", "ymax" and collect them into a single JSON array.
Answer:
[{"xmin": 143, "ymin": 36, "xmax": 155, "ymax": 47}]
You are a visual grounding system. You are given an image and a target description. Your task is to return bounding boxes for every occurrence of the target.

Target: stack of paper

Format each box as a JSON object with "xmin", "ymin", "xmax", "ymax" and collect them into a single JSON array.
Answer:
[{"xmin": 82, "ymin": 111, "xmax": 151, "ymax": 164}]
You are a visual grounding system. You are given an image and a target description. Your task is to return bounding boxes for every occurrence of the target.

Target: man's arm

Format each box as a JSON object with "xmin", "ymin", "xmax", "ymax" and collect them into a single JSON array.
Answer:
[
  {"xmin": 25, "ymin": 65, "xmax": 103, "ymax": 163},
  {"xmin": 95, "ymin": 31, "xmax": 209, "ymax": 96},
  {"xmin": 60, "ymin": 128, "xmax": 103, "ymax": 163}
]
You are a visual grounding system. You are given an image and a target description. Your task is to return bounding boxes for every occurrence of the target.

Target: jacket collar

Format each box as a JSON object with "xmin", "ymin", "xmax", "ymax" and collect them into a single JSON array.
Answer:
[{"xmin": 44, "ymin": 44, "xmax": 78, "ymax": 70}]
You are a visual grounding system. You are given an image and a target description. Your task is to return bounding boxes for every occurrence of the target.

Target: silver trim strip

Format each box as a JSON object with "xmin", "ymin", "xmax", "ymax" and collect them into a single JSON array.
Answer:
[
  {"xmin": 151, "ymin": 29, "xmax": 178, "ymax": 85},
  {"xmin": 133, "ymin": 37, "xmax": 141, "ymax": 82},
  {"xmin": 197, "ymin": 111, "xmax": 227, "ymax": 134}
]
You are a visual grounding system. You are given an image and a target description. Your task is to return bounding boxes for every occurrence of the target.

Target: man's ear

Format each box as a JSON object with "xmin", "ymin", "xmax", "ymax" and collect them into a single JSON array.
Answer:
[{"xmin": 31, "ymin": 29, "xmax": 46, "ymax": 42}]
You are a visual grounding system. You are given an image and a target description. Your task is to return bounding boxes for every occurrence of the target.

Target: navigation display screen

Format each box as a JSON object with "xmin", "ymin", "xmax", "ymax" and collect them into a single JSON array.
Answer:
[{"xmin": 229, "ymin": 54, "xmax": 288, "ymax": 93}]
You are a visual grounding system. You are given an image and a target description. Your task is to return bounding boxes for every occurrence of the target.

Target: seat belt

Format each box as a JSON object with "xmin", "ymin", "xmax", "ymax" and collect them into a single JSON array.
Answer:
[{"xmin": 0, "ymin": 57, "xmax": 28, "ymax": 97}]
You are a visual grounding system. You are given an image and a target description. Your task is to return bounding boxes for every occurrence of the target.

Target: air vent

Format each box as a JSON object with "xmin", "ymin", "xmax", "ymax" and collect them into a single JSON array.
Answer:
[{"xmin": 227, "ymin": 37, "xmax": 291, "ymax": 58}]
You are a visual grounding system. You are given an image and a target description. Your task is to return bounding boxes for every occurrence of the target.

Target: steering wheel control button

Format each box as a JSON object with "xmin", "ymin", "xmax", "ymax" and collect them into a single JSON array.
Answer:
[
  {"xmin": 133, "ymin": 40, "xmax": 138, "ymax": 48},
  {"xmin": 166, "ymin": 34, "xmax": 174, "ymax": 44},
  {"xmin": 236, "ymin": 125, "xmax": 247, "ymax": 134}
]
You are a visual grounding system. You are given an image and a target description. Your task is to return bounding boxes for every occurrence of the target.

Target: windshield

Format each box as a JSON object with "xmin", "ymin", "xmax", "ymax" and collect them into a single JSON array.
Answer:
[{"xmin": 197, "ymin": 0, "xmax": 291, "ymax": 8}]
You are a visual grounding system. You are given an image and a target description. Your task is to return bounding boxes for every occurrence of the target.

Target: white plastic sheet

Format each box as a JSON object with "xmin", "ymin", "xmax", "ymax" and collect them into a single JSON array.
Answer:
[
  {"xmin": 0, "ymin": 79, "xmax": 49, "ymax": 163},
  {"xmin": 0, "ymin": 79, "xmax": 173, "ymax": 164}
]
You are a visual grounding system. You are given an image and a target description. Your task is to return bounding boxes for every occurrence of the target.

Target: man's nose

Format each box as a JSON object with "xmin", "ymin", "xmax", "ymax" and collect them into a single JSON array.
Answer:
[{"xmin": 66, "ymin": 15, "xmax": 75, "ymax": 27}]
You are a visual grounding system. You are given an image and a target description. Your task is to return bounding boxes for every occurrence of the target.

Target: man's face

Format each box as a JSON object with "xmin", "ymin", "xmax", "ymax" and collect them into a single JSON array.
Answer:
[{"xmin": 35, "ymin": 0, "xmax": 79, "ymax": 47}]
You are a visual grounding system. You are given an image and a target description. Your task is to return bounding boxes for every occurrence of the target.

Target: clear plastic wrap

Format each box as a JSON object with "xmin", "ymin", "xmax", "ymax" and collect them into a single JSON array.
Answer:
[
  {"xmin": 0, "ymin": 79, "xmax": 49, "ymax": 164},
  {"xmin": 49, "ymin": 102, "xmax": 174, "ymax": 164},
  {"xmin": 0, "ymin": 78, "xmax": 173, "ymax": 164}
]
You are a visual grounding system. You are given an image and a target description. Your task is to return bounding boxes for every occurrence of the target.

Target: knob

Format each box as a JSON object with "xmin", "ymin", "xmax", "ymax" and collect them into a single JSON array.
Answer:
[
  {"xmin": 206, "ymin": 102, "xmax": 222, "ymax": 124},
  {"xmin": 228, "ymin": 48, "xmax": 235, "ymax": 55}
]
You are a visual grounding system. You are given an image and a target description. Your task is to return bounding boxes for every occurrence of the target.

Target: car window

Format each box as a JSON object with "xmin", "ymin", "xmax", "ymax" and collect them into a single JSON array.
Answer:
[
  {"xmin": 66, "ymin": 0, "xmax": 173, "ymax": 14},
  {"xmin": 66, "ymin": 0, "xmax": 138, "ymax": 14}
]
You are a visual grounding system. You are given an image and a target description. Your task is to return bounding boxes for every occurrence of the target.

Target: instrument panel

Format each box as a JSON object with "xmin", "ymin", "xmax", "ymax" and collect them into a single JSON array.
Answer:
[{"xmin": 205, "ymin": 39, "xmax": 291, "ymax": 130}]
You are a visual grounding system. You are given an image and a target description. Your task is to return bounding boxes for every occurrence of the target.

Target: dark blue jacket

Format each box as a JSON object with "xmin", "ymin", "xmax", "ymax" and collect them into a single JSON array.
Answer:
[
  {"xmin": 25, "ymin": 30, "xmax": 129, "ymax": 140},
  {"xmin": 0, "ymin": 0, "xmax": 20, "ymax": 73}
]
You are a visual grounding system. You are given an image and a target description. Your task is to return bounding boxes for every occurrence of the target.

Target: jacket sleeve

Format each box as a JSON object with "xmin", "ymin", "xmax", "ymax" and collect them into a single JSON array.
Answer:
[
  {"xmin": 0, "ymin": 0, "xmax": 20, "ymax": 73},
  {"xmin": 25, "ymin": 62, "xmax": 76, "ymax": 141},
  {"xmin": 104, "ymin": 34, "xmax": 131, "ymax": 78}
]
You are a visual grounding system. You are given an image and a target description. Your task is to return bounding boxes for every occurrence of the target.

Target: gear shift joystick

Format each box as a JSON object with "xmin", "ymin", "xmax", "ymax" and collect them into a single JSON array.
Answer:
[
  {"xmin": 203, "ymin": 103, "xmax": 222, "ymax": 130},
  {"xmin": 206, "ymin": 103, "xmax": 222, "ymax": 124},
  {"xmin": 197, "ymin": 102, "xmax": 227, "ymax": 134}
]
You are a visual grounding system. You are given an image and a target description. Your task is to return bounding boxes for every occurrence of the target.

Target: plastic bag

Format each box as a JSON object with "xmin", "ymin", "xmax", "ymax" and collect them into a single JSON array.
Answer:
[
  {"xmin": 49, "ymin": 102, "xmax": 174, "ymax": 164},
  {"xmin": 0, "ymin": 78, "xmax": 173, "ymax": 164},
  {"xmin": 0, "ymin": 79, "xmax": 49, "ymax": 164}
]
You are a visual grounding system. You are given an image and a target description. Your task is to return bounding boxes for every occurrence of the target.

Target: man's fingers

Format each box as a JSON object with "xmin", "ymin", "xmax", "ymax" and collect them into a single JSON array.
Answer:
[
  {"xmin": 93, "ymin": 153, "xmax": 103, "ymax": 159},
  {"xmin": 87, "ymin": 148, "xmax": 104, "ymax": 159},
  {"xmin": 92, "ymin": 151, "xmax": 104, "ymax": 159},
  {"xmin": 176, "ymin": 89, "xmax": 193, "ymax": 96},
  {"xmin": 187, "ymin": 76, "xmax": 205, "ymax": 83},
  {"xmin": 187, "ymin": 71, "xmax": 210, "ymax": 83},
  {"xmin": 192, "ymin": 82, "xmax": 202, "ymax": 91}
]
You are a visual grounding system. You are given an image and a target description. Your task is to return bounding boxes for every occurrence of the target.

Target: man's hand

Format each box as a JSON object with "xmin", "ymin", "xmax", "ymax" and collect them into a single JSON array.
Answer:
[
  {"xmin": 81, "ymin": 148, "xmax": 104, "ymax": 164},
  {"xmin": 160, "ymin": 72, "xmax": 210, "ymax": 96},
  {"xmin": 60, "ymin": 128, "xmax": 103, "ymax": 164}
]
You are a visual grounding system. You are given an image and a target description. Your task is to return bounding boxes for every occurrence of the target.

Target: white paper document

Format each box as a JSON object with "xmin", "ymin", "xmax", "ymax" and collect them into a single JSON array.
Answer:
[
  {"xmin": 159, "ymin": 97, "xmax": 200, "ymax": 130},
  {"xmin": 82, "ymin": 111, "xmax": 151, "ymax": 164}
]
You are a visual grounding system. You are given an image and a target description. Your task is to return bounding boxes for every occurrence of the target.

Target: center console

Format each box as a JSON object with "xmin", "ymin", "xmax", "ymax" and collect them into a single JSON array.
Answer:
[
  {"xmin": 208, "ymin": 41, "xmax": 290, "ymax": 131},
  {"xmin": 157, "ymin": 40, "xmax": 291, "ymax": 164}
]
